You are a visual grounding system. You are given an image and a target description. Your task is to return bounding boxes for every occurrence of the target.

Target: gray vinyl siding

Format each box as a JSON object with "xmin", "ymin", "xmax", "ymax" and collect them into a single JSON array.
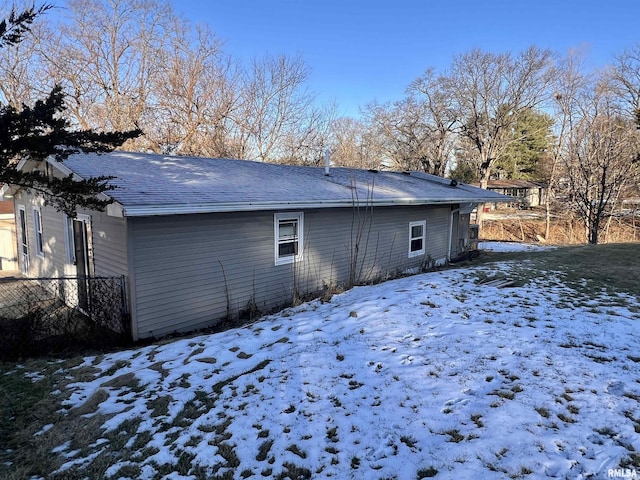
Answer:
[
  {"xmin": 90, "ymin": 211, "xmax": 128, "ymax": 277},
  {"xmin": 14, "ymin": 191, "xmax": 128, "ymax": 278},
  {"xmin": 129, "ymin": 205, "xmax": 452, "ymax": 339},
  {"xmin": 15, "ymin": 194, "xmax": 66, "ymax": 277}
]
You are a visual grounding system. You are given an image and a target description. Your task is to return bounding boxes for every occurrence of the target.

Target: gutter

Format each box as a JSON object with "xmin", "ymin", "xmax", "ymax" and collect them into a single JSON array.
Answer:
[{"xmin": 121, "ymin": 196, "xmax": 511, "ymax": 217}]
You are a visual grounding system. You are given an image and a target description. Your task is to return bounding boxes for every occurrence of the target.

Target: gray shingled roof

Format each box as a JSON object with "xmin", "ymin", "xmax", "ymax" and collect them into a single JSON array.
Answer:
[{"xmin": 58, "ymin": 151, "xmax": 510, "ymax": 216}]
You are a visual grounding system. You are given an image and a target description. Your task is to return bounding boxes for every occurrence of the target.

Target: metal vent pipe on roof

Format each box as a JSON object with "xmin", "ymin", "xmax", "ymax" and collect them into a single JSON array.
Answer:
[{"xmin": 325, "ymin": 149, "xmax": 330, "ymax": 176}]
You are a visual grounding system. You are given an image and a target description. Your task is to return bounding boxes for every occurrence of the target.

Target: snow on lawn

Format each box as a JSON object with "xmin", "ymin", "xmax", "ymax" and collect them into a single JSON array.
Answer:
[
  {"xmin": 479, "ymin": 241, "xmax": 552, "ymax": 252},
  {"xmin": 55, "ymin": 245, "xmax": 640, "ymax": 479}
]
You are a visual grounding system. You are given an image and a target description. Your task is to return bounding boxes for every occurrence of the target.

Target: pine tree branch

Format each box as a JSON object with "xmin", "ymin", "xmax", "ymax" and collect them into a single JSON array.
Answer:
[{"xmin": 0, "ymin": 4, "xmax": 52, "ymax": 47}]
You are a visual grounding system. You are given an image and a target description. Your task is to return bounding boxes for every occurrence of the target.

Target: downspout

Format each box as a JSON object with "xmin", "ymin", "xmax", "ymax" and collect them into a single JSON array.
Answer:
[{"xmin": 448, "ymin": 206, "xmax": 460, "ymax": 261}]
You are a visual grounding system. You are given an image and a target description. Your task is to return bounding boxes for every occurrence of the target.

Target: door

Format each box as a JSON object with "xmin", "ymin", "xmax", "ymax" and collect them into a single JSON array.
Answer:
[
  {"xmin": 72, "ymin": 218, "xmax": 91, "ymax": 311},
  {"xmin": 18, "ymin": 206, "xmax": 29, "ymax": 274}
]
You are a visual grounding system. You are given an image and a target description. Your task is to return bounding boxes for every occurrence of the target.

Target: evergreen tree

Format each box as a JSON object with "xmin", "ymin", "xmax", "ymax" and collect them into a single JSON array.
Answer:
[
  {"xmin": 0, "ymin": 4, "xmax": 140, "ymax": 216},
  {"xmin": 494, "ymin": 108, "xmax": 554, "ymax": 181}
]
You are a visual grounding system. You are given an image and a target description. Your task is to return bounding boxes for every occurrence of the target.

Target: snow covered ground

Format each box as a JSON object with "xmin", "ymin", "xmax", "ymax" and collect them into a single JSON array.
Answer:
[{"xmin": 49, "ymin": 242, "xmax": 640, "ymax": 479}]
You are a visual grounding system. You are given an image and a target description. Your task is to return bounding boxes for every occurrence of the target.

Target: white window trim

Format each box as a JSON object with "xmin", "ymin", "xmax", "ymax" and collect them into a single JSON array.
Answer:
[
  {"xmin": 63, "ymin": 214, "xmax": 75, "ymax": 264},
  {"xmin": 33, "ymin": 206, "xmax": 44, "ymax": 258},
  {"xmin": 18, "ymin": 205, "xmax": 29, "ymax": 273},
  {"xmin": 64, "ymin": 214, "xmax": 92, "ymax": 267},
  {"xmin": 274, "ymin": 212, "xmax": 304, "ymax": 266},
  {"xmin": 408, "ymin": 220, "xmax": 426, "ymax": 258}
]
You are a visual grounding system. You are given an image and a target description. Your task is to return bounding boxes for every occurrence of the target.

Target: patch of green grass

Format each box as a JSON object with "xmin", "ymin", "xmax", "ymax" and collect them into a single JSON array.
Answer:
[
  {"xmin": 286, "ymin": 444, "xmax": 307, "ymax": 459},
  {"xmin": 471, "ymin": 414, "xmax": 484, "ymax": 428},
  {"xmin": 114, "ymin": 464, "xmax": 142, "ymax": 478},
  {"xmin": 585, "ymin": 353, "xmax": 616, "ymax": 363},
  {"xmin": 72, "ymin": 388, "xmax": 110, "ymax": 416},
  {"xmin": 420, "ymin": 300, "xmax": 439, "ymax": 308},
  {"xmin": 217, "ymin": 442, "xmax": 240, "ymax": 468},
  {"xmin": 443, "ymin": 429, "xmax": 465, "ymax": 443},
  {"xmin": 348, "ymin": 379, "xmax": 364, "ymax": 390},
  {"xmin": 276, "ymin": 462, "xmax": 312, "ymax": 479},
  {"xmin": 102, "ymin": 360, "xmax": 130, "ymax": 377},
  {"xmin": 491, "ymin": 389, "xmax": 515, "ymax": 400},
  {"xmin": 212, "ymin": 359, "xmax": 272, "ymax": 394},
  {"xmin": 105, "ymin": 417, "xmax": 142, "ymax": 451},
  {"xmin": 536, "ymin": 406, "xmax": 550, "ymax": 418},
  {"xmin": 400, "ymin": 435, "xmax": 418, "ymax": 448},
  {"xmin": 624, "ymin": 392, "xmax": 640, "ymax": 402},
  {"xmin": 256, "ymin": 439, "xmax": 274, "ymax": 462},
  {"xmin": 557, "ymin": 412, "xmax": 577, "ymax": 424},
  {"xmin": 148, "ymin": 395, "xmax": 171, "ymax": 418},
  {"xmin": 477, "ymin": 243, "xmax": 640, "ymax": 300},
  {"xmin": 417, "ymin": 466, "xmax": 439, "ymax": 478},
  {"xmin": 560, "ymin": 390, "xmax": 575, "ymax": 402},
  {"xmin": 326, "ymin": 426, "xmax": 339, "ymax": 443},
  {"xmin": 101, "ymin": 372, "xmax": 143, "ymax": 392}
]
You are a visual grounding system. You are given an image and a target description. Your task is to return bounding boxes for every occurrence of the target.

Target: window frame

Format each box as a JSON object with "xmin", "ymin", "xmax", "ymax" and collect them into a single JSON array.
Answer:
[
  {"xmin": 18, "ymin": 205, "xmax": 29, "ymax": 273},
  {"xmin": 33, "ymin": 206, "xmax": 44, "ymax": 258},
  {"xmin": 274, "ymin": 212, "xmax": 304, "ymax": 266},
  {"xmin": 63, "ymin": 214, "xmax": 75, "ymax": 265},
  {"xmin": 408, "ymin": 220, "xmax": 426, "ymax": 258}
]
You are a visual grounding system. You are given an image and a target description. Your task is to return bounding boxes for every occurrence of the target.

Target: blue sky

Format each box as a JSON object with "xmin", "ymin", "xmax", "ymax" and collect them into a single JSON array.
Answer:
[{"xmin": 177, "ymin": 0, "xmax": 639, "ymax": 118}]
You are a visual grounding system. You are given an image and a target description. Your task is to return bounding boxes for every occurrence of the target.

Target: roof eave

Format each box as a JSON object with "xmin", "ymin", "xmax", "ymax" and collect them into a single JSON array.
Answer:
[{"xmin": 122, "ymin": 196, "xmax": 511, "ymax": 217}]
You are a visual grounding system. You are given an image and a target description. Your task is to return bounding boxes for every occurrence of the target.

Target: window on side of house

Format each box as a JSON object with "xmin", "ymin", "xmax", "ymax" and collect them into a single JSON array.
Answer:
[
  {"xmin": 33, "ymin": 207, "xmax": 44, "ymax": 257},
  {"xmin": 63, "ymin": 214, "xmax": 75, "ymax": 264},
  {"xmin": 275, "ymin": 212, "xmax": 304, "ymax": 265},
  {"xmin": 408, "ymin": 220, "xmax": 426, "ymax": 257}
]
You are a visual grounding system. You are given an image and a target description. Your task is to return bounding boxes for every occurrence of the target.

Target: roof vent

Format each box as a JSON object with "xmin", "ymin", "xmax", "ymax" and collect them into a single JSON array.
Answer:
[
  {"xmin": 368, "ymin": 169, "xmax": 378, "ymax": 173},
  {"xmin": 449, "ymin": 179, "xmax": 458, "ymax": 187}
]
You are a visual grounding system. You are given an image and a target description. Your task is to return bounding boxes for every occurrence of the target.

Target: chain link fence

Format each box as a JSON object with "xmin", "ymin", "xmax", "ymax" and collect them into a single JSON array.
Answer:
[{"xmin": 0, "ymin": 275, "xmax": 130, "ymax": 359}]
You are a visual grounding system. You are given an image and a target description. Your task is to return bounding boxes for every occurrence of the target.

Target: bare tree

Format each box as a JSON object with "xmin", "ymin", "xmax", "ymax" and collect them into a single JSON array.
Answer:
[
  {"xmin": 146, "ymin": 23, "xmax": 240, "ymax": 157},
  {"xmin": 363, "ymin": 98, "xmax": 442, "ymax": 173},
  {"xmin": 443, "ymin": 47, "xmax": 555, "ymax": 191},
  {"xmin": 544, "ymin": 50, "xmax": 591, "ymax": 240},
  {"xmin": 0, "ymin": 1, "xmax": 52, "ymax": 107},
  {"xmin": 562, "ymin": 81, "xmax": 640, "ymax": 244},
  {"xmin": 234, "ymin": 53, "xmax": 322, "ymax": 163},
  {"xmin": 328, "ymin": 116, "xmax": 382, "ymax": 169},
  {"xmin": 407, "ymin": 68, "xmax": 458, "ymax": 176},
  {"xmin": 278, "ymin": 101, "xmax": 334, "ymax": 166},
  {"xmin": 42, "ymin": 0, "xmax": 176, "ymax": 138},
  {"xmin": 608, "ymin": 44, "xmax": 640, "ymax": 125}
]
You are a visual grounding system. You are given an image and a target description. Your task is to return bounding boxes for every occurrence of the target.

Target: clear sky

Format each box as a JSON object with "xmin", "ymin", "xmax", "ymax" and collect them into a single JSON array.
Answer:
[{"xmin": 176, "ymin": 0, "xmax": 639, "ymax": 118}]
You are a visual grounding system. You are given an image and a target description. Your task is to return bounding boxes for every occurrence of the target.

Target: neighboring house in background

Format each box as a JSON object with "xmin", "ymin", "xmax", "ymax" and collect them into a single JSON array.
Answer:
[
  {"xmin": 0, "ymin": 200, "xmax": 17, "ymax": 270},
  {"xmin": 480, "ymin": 180, "xmax": 548, "ymax": 210},
  {"xmin": 4, "ymin": 152, "xmax": 510, "ymax": 340}
]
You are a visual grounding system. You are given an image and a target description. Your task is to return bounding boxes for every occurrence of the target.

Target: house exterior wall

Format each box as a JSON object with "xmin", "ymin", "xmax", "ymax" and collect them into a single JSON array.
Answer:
[
  {"xmin": 128, "ymin": 204, "xmax": 453, "ymax": 339},
  {"xmin": 0, "ymin": 217, "xmax": 17, "ymax": 270},
  {"xmin": 489, "ymin": 186, "xmax": 545, "ymax": 209},
  {"xmin": 13, "ymin": 191, "xmax": 128, "ymax": 278}
]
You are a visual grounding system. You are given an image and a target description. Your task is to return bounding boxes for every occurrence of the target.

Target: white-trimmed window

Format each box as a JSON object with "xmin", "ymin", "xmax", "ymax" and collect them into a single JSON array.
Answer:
[
  {"xmin": 274, "ymin": 212, "xmax": 304, "ymax": 265},
  {"xmin": 63, "ymin": 214, "xmax": 75, "ymax": 264},
  {"xmin": 408, "ymin": 220, "xmax": 426, "ymax": 257},
  {"xmin": 18, "ymin": 205, "xmax": 29, "ymax": 273},
  {"xmin": 33, "ymin": 207, "xmax": 44, "ymax": 257}
]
